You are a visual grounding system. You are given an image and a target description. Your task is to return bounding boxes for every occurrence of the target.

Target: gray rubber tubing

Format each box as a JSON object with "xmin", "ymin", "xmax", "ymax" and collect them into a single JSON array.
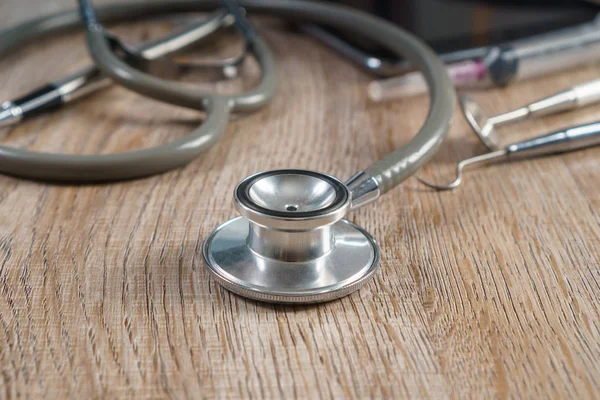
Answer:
[{"xmin": 0, "ymin": 1, "xmax": 455, "ymax": 187}]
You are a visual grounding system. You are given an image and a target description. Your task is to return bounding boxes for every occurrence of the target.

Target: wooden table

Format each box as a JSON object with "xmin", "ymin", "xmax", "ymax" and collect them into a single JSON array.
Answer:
[{"xmin": 1, "ymin": 1, "xmax": 599, "ymax": 398}]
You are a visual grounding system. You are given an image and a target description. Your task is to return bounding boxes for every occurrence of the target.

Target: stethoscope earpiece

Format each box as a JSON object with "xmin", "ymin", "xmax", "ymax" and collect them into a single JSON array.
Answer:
[{"xmin": 203, "ymin": 170, "xmax": 380, "ymax": 303}]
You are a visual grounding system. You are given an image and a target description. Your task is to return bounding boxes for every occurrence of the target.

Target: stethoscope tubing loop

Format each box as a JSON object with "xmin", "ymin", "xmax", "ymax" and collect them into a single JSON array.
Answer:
[{"xmin": 0, "ymin": 0, "xmax": 456, "ymax": 186}]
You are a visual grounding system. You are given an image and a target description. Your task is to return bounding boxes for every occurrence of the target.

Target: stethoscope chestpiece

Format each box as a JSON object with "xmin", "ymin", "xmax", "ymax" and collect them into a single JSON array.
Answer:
[{"xmin": 203, "ymin": 169, "xmax": 380, "ymax": 303}]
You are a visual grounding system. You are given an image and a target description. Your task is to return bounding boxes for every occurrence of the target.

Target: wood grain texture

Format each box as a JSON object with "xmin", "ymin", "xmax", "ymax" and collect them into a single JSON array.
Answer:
[{"xmin": 0, "ymin": 1, "xmax": 599, "ymax": 398}]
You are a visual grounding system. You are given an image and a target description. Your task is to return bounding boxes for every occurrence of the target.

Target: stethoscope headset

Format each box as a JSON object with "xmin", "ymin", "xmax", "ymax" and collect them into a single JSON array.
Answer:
[{"xmin": 0, "ymin": 0, "xmax": 456, "ymax": 303}]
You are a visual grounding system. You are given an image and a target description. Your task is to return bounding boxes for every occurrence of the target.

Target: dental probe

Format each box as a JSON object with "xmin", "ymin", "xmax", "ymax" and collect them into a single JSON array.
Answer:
[{"xmin": 418, "ymin": 120, "xmax": 600, "ymax": 191}]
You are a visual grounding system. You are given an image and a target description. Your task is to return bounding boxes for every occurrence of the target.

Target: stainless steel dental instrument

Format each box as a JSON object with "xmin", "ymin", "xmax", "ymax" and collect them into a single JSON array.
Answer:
[
  {"xmin": 0, "ymin": 0, "xmax": 457, "ymax": 303},
  {"xmin": 418, "ymin": 81, "xmax": 600, "ymax": 191},
  {"xmin": 417, "ymin": 120, "xmax": 600, "ymax": 191},
  {"xmin": 461, "ymin": 79, "xmax": 600, "ymax": 151}
]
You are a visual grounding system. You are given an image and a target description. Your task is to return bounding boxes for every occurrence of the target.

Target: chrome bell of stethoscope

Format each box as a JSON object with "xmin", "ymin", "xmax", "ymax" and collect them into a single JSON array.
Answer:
[{"xmin": 203, "ymin": 169, "xmax": 380, "ymax": 303}]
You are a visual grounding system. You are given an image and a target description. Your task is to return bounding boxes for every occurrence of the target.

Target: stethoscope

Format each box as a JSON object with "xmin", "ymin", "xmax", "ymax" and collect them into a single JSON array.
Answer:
[{"xmin": 0, "ymin": 0, "xmax": 458, "ymax": 303}]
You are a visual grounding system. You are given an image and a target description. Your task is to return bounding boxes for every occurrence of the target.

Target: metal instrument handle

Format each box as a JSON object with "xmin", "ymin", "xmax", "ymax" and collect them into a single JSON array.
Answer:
[
  {"xmin": 573, "ymin": 79, "xmax": 600, "ymax": 107},
  {"xmin": 510, "ymin": 20, "xmax": 600, "ymax": 82},
  {"xmin": 489, "ymin": 79, "xmax": 600, "ymax": 126},
  {"xmin": 506, "ymin": 121, "xmax": 600, "ymax": 158}
]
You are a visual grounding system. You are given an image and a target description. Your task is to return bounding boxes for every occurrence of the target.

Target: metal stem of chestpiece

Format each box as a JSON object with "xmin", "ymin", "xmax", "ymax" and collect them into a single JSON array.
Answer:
[{"xmin": 0, "ymin": 11, "xmax": 238, "ymax": 128}]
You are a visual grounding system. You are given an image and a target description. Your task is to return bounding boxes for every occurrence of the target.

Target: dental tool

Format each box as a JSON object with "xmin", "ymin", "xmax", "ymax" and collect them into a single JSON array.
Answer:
[
  {"xmin": 417, "ymin": 120, "xmax": 600, "ymax": 191},
  {"xmin": 460, "ymin": 79, "xmax": 600, "ymax": 151}
]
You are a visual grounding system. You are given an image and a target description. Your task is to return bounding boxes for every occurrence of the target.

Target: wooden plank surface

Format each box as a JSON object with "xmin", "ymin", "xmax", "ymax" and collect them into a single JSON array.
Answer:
[{"xmin": 0, "ymin": 1, "xmax": 599, "ymax": 398}]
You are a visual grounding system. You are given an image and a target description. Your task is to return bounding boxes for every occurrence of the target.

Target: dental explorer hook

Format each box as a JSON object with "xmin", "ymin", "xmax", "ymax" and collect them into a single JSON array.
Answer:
[
  {"xmin": 416, "ymin": 150, "xmax": 507, "ymax": 191},
  {"xmin": 418, "ymin": 120, "xmax": 600, "ymax": 191}
]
